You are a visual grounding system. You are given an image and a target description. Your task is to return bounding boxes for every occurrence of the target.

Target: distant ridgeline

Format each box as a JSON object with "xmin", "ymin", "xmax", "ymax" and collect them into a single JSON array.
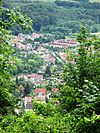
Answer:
[
  {"xmin": 3, "ymin": 0, "xmax": 100, "ymax": 35},
  {"xmin": 3, "ymin": 0, "xmax": 35, "ymax": 2},
  {"xmin": 3, "ymin": 0, "xmax": 44, "ymax": 2},
  {"xmin": 3, "ymin": 0, "xmax": 34, "ymax": 2},
  {"xmin": 3, "ymin": 0, "xmax": 100, "ymax": 3},
  {"xmin": 55, "ymin": 0, "xmax": 100, "ymax": 9}
]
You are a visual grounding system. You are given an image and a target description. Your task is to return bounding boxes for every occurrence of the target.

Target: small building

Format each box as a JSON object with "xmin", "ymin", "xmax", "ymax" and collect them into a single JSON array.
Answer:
[
  {"xmin": 59, "ymin": 52, "xmax": 67, "ymax": 61},
  {"xmin": 34, "ymin": 88, "xmax": 47, "ymax": 102},
  {"xmin": 52, "ymin": 88, "xmax": 59, "ymax": 93},
  {"xmin": 44, "ymin": 54, "xmax": 56, "ymax": 64},
  {"xmin": 27, "ymin": 74, "xmax": 43, "ymax": 86},
  {"xmin": 47, "ymin": 88, "xmax": 59, "ymax": 100},
  {"xmin": 24, "ymin": 96, "xmax": 33, "ymax": 111}
]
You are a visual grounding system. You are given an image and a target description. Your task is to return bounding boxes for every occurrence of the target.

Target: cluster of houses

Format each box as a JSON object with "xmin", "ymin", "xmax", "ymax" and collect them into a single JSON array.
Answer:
[
  {"xmin": 48, "ymin": 39, "xmax": 79, "ymax": 48},
  {"xmin": 11, "ymin": 33, "xmax": 79, "ymax": 50},
  {"xmin": 23, "ymin": 88, "xmax": 59, "ymax": 111},
  {"xmin": 44, "ymin": 53, "xmax": 56, "ymax": 64},
  {"xmin": 11, "ymin": 33, "xmax": 79, "ymax": 65},
  {"xmin": 13, "ymin": 33, "xmax": 79, "ymax": 64},
  {"xmin": 36, "ymin": 46, "xmax": 56, "ymax": 64},
  {"xmin": 13, "ymin": 33, "xmax": 79, "ymax": 112},
  {"xmin": 18, "ymin": 73, "xmax": 44, "ymax": 87},
  {"xmin": 11, "ymin": 33, "xmax": 43, "ymax": 50}
]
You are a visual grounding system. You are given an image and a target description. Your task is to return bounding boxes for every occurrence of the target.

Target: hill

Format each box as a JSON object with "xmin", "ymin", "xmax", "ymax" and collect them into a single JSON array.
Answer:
[
  {"xmin": 90, "ymin": 0, "xmax": 100, "ymax": 2},
  {"xmin": 3, "ymin": 0, "xmax": 100, "ymax": 35},
  {"xmin": 3, "ymin": 0, "xmax": 100, "ymax": 3}
]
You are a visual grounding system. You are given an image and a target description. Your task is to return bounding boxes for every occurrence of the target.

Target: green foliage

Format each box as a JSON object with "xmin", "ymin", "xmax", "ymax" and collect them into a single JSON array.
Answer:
[
  {"xmin": 16, "ymin": 78, "xmax": 34, "ymax": 97},
  {"xmin": 0, "ymin": 1, "xmax": 32, "ymax": 115},
  {"xmin": 33, "ymin": 101, "xmax": 58, "ymax": 117},
  {"xmin": 44, "ymin": 45, "xmax": 64, "ymax": 52},
  {"xmin": 59, "ymin": 26, "xmax": 100, "ymax": 132},
  {"xmin": 0, "ymin": 111, "xmax": 71, "ymax": 133},
  {"xmin": 1, "ymin": 0, "xmax": 100, "ymax": 131},
  {"xmin": 44, "ymin": 65, "xmax": 52, "ymax": 78},
  {"xmin": 13, "ymin": 52, "xmax": 44, "ymax": 75},
  {"xmin": 4, "ymin": 0, "xmax": 100, "ymax": 35},
  {"xmin": 59, "ymin": 86, "xmax": 80, "ymax": 113}
]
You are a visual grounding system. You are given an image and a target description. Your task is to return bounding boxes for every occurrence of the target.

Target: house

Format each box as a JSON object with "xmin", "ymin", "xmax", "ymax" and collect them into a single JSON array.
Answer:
[
  {"xmin": 15, "ymin": 42, "xmax": 26, "ymax": 49},
  {"xmin": 44, "ymin": 54, "xmax": 56, "ymax": 64},
  {"xmin": 24, "ymin": 96, "xmax": 33, "ymax": 111},
  {"xmin": 18, "ymin": 74, "xmax": 44, "ymax": 87},
  {"xmin": 31, "ymin": 33, "xmax": 44, "ymax": 40},
  {"xmin": 68, "ymin": 60, "xmax": 74, "ymax": 63},
  {"xmin": 25, "ymin": 43, "xmax": 32, "ymax": 50},
  {"xmin": 34, "ymin": 88, "xmax": 47, "ymax": 102},
  {"xmin": 59, "ymin": 52, "xmax": 67, "ymax": 61},
  {"xmin": 27, "ymin": 74, "xmax": 43, "ymax": 86},
  {"xmin": 37, "ymin": 46, "xmax": 46, "ymax": 53},
  {"xmin": 48, "ymin": 42, "xmax": 68, "ymax": 48},
  {"xmin": 47, "ymin": 39, "xmax": 79, "ymax": 48},
  {"xmin": 47, "ymin": 88, "xmax": 59, "ymax": 100},
  {"xmin": 52, "ymin": 88, "xmax": 59, "ymax": 93}
]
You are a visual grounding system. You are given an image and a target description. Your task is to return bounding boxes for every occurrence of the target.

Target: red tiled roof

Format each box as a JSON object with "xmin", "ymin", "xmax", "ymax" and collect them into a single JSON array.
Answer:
[
  {"xmin": 27, "ymin": 74, "xmax": 43, "ymax": 78},
  {"xmin": 34, "ymin": 88, "xmax": 46, "ymax": 95},
  {"xmin": 68, "ymin": 60, "xmax": 74, "ymax": 63},
  {"xmin": 52, "ymin": 88, "xmax": 59, "ymax": 93},
  {"xmin": 41, "ymin": 44, "xmax": 45, "ymax": 47},
  {"xmin": 48, "ymin": 42, "xmax": 68, "ymax": 48},
  {"xmin": 31, "ymin": 33, "xmax": 36, "ymax": 36}
]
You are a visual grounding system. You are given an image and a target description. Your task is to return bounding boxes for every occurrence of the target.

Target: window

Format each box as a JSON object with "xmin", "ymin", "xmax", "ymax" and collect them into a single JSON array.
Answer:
[{"xmin": 38, "ymin": 92, "xmax": 42, "ymax": 98}]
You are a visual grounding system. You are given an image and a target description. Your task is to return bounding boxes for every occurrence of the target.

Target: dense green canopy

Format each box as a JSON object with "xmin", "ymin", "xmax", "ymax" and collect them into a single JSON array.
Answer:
[
  {"xmin": 0, "ymin": 0, "xmax": 100, "ymax": 132},
  {"xmin": 3, "ymin": 0, "xmax": 100, "ymax": 35}
]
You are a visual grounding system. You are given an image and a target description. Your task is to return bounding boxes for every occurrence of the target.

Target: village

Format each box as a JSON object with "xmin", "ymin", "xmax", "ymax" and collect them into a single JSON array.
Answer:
[{"xmin": 11, "ymin": 32, "xmax": 79, "ymax": 112}]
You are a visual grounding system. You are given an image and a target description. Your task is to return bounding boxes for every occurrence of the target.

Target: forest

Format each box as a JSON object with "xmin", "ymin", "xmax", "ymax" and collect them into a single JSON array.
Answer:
[
  {"xmin": 0, "ymin": 0, "xmax": 100, "ymax": 132},
  {"xmin": 3, "ymin": 0, "xmax": 100, "ymax": 35}
]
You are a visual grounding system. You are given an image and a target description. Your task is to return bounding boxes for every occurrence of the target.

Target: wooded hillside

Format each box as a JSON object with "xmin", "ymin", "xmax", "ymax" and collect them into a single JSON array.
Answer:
[{"xmin": 3, "ymin": 0, "xmax": 100, "ymax": 35}]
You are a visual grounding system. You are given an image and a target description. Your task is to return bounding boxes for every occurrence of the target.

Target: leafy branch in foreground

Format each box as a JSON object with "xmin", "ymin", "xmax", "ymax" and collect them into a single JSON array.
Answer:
[
  {"xmin": 0, "ymin": 1, "xmax": 32, "ymax": 115},
  {"xmin": 59, "ymin": 26, "xmax": 100, "ymax": 132}
]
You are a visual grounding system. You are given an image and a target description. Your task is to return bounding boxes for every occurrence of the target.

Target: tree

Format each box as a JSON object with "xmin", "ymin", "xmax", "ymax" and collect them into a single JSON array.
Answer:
[
  {"xmin": 15, "ymin": 76, "xmax": 19, "ymax": 85},
  {"xmin": 32, "ymin": 100, "xmax": 58, "ymax": 117},
  {"xmin": 59, "ymin": 26, "xmax": 100, "ymax": 132},
  {"xmin": 0, "ymin": 0, "xmax": 32, "ymax": 114},
  {"xmin": 79, "ymin": 0, "xmax": 89, "ymax": 3},
  {"xmin": 44, "ymin": 65, "xmax": 51, "ymax": 78},
  {"xmin": 62, "ymin": 26, "xmax": 100, "ymax": 93},
  {"xmin": 24, "ymin": 82, "xmax": 31, "ymax": 96}
]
